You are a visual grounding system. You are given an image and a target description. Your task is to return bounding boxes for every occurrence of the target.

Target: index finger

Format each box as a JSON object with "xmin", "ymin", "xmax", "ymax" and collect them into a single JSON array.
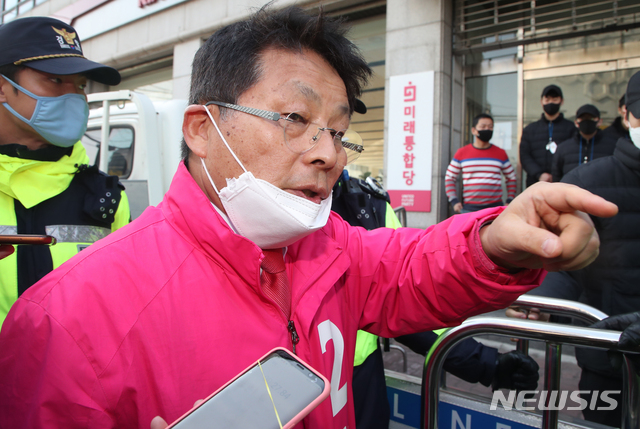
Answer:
[{"xmin": 534, "ymin": 183, "xmax": 618, "ymax": 218}]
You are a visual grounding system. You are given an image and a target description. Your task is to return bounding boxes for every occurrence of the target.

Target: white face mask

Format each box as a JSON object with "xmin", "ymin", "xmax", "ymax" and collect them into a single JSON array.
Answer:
[
  {"xmin": 629, "ymin": 124, "xmax": 640, "ymax": 150},
  {"xmin": 200, "ymin": 105, "xmax": 332, "ymax": 249}
]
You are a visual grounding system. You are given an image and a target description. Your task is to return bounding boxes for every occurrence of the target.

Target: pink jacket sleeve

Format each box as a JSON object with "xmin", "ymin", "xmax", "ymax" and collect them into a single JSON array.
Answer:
[{"xmin": 336, "ymin": 207, "xmax": 544, "ymax": 337}]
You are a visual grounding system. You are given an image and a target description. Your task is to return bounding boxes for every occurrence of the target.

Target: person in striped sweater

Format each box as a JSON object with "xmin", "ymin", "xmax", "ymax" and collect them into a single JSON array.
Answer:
[{"xmin": 445, "ymin": 113, "xmax": 517, "ymax": 213}]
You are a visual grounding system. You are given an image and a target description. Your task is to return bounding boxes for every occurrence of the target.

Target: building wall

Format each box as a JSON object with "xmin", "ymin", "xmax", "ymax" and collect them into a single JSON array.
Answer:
[
  {"xmin": 385, "ymin": 0, "xmax": 456, "ymax": 227},
  {"xmin": 20, "ymin": 0, "xmax": 461, "ymax": 227},
  {"xmin": 16, "ymin": 0, "xmax": 640, "ymax": 228},
  {"xmin": 23, "ymin": 0, "xmax": 302, "ymax": 83}
]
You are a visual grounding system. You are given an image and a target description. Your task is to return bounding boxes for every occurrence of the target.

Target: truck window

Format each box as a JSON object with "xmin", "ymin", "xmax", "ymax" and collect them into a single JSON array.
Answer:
[{"xmin": 81, "ymin": 126, "xmax": 135, "ymax": 179}]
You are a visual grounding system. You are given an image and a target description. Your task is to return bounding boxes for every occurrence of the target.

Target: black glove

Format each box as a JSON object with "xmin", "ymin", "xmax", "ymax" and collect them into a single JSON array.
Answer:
[
  {"xmin": 492, "ymin": 350, "xmax": 539, "ymax": 391},
  {"xmin": 590, "ymin": 311, "xmax": 640, "ymax": 370}
]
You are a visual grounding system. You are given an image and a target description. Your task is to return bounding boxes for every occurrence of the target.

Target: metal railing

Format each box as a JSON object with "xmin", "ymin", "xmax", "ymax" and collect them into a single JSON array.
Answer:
[
  {"xmin": 422, "ymin": 297, "xmax": 640, "ymax": 429},
  {"xmin": 512, "ymin": 294, "xmax": 609, "ymax": 356},
  {"xmin": 513, "ymin": 295, "xmax": 609, "ymax": 325},
  {"xmin": 422, "ymin": 317, "xmax": 639, "ymax": 429}
]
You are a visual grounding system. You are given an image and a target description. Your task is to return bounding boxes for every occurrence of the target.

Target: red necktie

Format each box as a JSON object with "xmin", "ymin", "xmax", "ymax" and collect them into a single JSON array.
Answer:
[{"xmin": 260, "ymin": 249, "xmax": 291, "ymax": 319}]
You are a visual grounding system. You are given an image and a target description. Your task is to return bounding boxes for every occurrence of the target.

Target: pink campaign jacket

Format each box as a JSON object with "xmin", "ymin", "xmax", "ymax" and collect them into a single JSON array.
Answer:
[{"xmin": 0, "ymin": 162, "xmax": 543, "ymax": 428}]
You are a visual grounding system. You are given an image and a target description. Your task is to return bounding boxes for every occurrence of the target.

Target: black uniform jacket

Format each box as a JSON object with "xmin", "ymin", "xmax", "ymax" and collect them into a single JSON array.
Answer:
[
  {"xmin": 551, "ymin": 129, "xmax": 616, "ymax": 182},
  {"xmin": 534, "ymin": 137, "xmax": 640, "ymax": 377},
  {"xmin": 520, "ymin": 113, "xmax": 576, "ymax": 187}
]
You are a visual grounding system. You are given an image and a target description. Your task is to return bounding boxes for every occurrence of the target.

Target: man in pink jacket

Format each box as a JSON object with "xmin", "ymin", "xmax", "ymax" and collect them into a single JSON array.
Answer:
[{"xmin": 0, "ymin": 6, "xmax": 617, "ymax": 429}]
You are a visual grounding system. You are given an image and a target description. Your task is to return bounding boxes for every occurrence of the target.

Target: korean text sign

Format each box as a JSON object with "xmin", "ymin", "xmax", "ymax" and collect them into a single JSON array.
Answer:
[{"xmin": 387, "ymin": 71, "xmax": 434, "ymax": 212}]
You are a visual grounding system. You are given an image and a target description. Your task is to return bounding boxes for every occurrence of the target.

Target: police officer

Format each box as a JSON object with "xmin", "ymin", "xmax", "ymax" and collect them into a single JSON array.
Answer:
[
  {"xmin": 551, "ymin": 104, "xmax": 614, "ymax": 182},
  {"xmin": 520, "ymin": 85, "xmax": 576, "ymax": 187},
  {"xmin": 0, "ymin": 17, "xmax": 130, "ymax": 325}
]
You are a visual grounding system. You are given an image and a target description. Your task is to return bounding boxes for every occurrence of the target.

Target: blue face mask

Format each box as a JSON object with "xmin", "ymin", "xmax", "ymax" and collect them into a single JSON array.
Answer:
[{"xmin": 1, "ymin": 74, "xmax": 88, "ymax": 148}]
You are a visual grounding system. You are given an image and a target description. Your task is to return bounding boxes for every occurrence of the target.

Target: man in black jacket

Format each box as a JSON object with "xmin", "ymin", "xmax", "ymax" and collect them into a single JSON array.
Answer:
[
  {"xmin": 551, "ymin": 104, "xmax": 616, "ymax": 182},
  {"xmin": 520, "ymin": 84, "xmax": 576, "ymax": 187},
  {"xmin": 513, "ymin": 70, "xmax": 640, "ymax": 427},
  {"xmin": 601, "ymin": 95, "xmax": 629, "ymax": 147}
]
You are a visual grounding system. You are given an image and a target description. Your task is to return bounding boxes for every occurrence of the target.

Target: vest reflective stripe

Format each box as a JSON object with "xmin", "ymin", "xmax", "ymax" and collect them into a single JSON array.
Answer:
[
  {"xmin": 46, "ymin": 224, "xmax": 112, "ymax": 270},
  {"xmin": 0, "ymin": 225, "xmax": 17, "ymax": 234},
  {"xmin": 0, "ymin": 181, "xmax": 130, "ymax": 327},
  {"xmin": 46, "ymin": 225, "xmax": 111, "ymax": 244}
]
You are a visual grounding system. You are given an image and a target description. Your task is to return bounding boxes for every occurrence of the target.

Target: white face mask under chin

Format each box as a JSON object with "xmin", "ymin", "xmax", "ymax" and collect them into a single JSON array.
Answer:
[{"xmin": 199, "ymin": 106, "xmax": 333, "ymax": 249}]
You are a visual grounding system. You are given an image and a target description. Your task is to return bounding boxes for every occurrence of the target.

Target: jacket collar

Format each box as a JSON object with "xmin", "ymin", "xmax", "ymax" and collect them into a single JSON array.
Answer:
[
  {"xmin": 161, "ymin": 163, "xmax": 350, "ymax": 300},
  {"xmin": 0, "ymin": 142, "xmax": 89, "ymax": 208},
  {"xmin": 614, "ymin": 137, "xmax": 640, "ymax": 172},
  {"xmin": 0, "ymin": 143, "xmax": 72, "ymax": 161},
  {"xmin": 573, "ymin": 128, "xmax": 602, "ymax": 144},
  {"xmin": 161, "ymin": 162, "xmax": 264, "ymax": 286},
  {"xmin": 541, "ymin": 112, "xmax": 566, "ymax": 123}
]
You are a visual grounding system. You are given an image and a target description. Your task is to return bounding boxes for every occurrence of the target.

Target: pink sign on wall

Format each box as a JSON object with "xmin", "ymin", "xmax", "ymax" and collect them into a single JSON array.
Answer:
[{"xmin": 386, "ymin": 71, "xmax": 434, "ymax": 212}]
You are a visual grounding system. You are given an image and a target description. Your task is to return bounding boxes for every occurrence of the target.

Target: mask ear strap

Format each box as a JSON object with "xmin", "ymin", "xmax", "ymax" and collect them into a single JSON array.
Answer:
[
  {"xmin": 1, "ymin": 74, "xmax": 35, "ymax": 124},
  {"xmin": 200, "ymin": 157, "xmax": 221, "ymax": 195},
  {"xmin": 1, "ymin": 74, "xmax": 40, "ymax": 99},
  {"xmin": 202, "ymin": 104, "xmax": 247, "ymax": 174}
]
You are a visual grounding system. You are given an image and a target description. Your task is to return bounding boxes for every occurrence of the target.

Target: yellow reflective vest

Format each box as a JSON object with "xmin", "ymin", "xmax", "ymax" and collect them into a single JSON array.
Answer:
[{"xmin": 0, "ymin": 142, "xmax": 130, "ymax": 326}]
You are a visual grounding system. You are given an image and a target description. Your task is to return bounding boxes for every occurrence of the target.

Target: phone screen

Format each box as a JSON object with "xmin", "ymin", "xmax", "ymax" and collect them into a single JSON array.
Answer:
[{"xmin": 173, "ymin": 350, "xmax": 325, "ymax": 428}]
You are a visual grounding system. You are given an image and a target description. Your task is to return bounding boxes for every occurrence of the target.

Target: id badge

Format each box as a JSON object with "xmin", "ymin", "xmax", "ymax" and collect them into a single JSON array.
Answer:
[{"xmin": 546, "ymin": 141, "xmax": 557, "ymax": 154}]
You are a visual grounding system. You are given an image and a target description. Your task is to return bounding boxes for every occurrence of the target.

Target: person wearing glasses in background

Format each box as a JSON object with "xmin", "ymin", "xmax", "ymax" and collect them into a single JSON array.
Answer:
[{"xmin": 0, "ymin": 6, "xmax": 618, "ymax": 429}]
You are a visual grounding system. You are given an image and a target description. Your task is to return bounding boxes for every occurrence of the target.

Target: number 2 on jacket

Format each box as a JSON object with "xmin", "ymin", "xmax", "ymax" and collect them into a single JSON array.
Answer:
[{"xmin": 318, "ymin": 320, "xmax": 348, "ymax": 417}]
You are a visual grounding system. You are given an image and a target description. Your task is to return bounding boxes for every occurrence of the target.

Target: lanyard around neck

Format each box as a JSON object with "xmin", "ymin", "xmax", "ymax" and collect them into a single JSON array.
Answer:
[{"xmin": 578, "ymin": 135, "xmax": 595, "ymax": 164}]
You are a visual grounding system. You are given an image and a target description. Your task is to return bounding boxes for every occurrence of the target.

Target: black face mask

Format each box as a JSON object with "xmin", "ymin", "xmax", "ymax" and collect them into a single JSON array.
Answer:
[
  {"xmin": 579, "ymin": 119, "xmax": 598, "ymax": 135},
  {"xmin": 476, "ymin": 130, "xmax": 493, "ymax": 143},
  {"xmin": 543, "ymin": 103, "xmax": 560, "ymax": 116}
]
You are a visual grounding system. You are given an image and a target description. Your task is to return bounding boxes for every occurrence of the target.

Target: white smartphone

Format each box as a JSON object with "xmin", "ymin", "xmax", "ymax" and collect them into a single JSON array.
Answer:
[{"xmin": 166, "ymin": 347, "xmax": 330, "ymax": 429}]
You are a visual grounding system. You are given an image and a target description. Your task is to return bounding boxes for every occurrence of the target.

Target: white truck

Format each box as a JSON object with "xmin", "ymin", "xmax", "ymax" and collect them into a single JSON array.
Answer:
[{"xmin": 84, "ymin": 90, "xmax": 187, "ymax": 219}]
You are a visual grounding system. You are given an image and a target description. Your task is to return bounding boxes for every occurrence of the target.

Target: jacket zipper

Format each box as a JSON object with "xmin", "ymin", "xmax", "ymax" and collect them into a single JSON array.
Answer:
[{"xmin": 288, "ymin": 320, "xmax": 300, "ymax": 354}]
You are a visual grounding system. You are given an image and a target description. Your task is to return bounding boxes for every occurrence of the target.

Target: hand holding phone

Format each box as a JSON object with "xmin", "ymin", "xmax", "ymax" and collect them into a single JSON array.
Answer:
[{"xmin": 166, "ymin": 348, "xmax": 329, "ymax": 429}]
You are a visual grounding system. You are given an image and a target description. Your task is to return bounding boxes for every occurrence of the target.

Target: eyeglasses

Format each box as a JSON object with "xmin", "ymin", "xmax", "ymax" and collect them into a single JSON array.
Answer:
[{"xmin": 205, "ymin": 101, "xmax": 364, "ymax": 164}]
